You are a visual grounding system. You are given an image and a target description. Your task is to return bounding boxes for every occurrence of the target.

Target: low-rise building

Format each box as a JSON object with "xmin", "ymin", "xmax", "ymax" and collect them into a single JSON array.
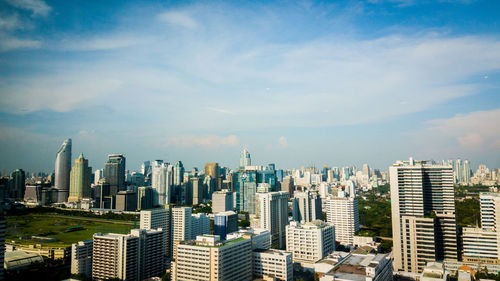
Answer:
[
  {"xmin": 319, "ymin": 253, "xmax": 393, "ymax": 281},
  {"xmin": 253, "ymin": 249, "xmax": 293, "ymax": 281},
  {"xmin": 71, "ymin": 240, "xmax": 93, "ymax": 277}
]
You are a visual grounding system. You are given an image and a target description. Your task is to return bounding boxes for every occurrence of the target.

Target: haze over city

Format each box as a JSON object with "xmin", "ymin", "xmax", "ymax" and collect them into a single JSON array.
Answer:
[{"xmin": 1, "ymin": 0, "xmax": 499, "ymax": 173}]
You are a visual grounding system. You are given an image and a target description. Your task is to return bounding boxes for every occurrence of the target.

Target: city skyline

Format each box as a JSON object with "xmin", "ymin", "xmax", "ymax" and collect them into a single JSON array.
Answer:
[{"xmin": 1, "ymin": 0, "xmax": 500, "ymax": 173}]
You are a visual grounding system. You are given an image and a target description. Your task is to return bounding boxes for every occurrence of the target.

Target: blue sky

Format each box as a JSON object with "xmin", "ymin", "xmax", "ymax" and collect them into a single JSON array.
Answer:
[{"xmin": 1, "ymin": 0, "xmax": 500, "ymax": 173}]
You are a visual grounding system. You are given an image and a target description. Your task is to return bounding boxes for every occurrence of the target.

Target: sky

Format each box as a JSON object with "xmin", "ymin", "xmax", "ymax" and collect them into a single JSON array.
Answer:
[{"xmin": 0, "ymin": 0, "xmax": 500, "ymax": 173}]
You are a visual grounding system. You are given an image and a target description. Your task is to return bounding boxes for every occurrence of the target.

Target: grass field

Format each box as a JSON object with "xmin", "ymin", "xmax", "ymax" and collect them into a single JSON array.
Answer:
[{"xmin": 6, "ymin": 213, "xmax": 136, "ymax": 247}]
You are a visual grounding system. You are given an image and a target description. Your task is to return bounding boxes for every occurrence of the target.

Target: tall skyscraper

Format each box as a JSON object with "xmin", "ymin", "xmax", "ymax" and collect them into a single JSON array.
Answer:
[
  {"xmin": 137, "ymin": 186, "xmax": 154, "ymax": 210},
  {"xmin": 191, "ymin": 177, "xmax": 203, "ymax": 205},
  {"xmin": 68, "ymin": 153, "xmax": 92, "ymax": 203},
  {"xmin": 55, "ymin": 138, "xmax": 72, "ymax": 202},
  {"xmin": 103, "ymin": 154, "xmax": 126, "ymax": 196},
  {"xmin": 281, "ymin": 175, "xmax": 294, "ymax": 197},
  {"xmin": 239, "ymin": 148, "xmax": 251, "ymax": 168},
  {"xmin": 234, "ymin": 171, "xmax": 257, "ymax": 214},
  {"xmin": 325, "ymin": 195, "xmax": 360, "ymax": 246},
  {"xmin": 172, "ymin": 207, "xmax": 192, "ymax": 244},
  {"xmin": 292, "ymin": 191, "xmax": 322, "ymax": 223},
  {"xmin": 151, "ymin": 160, "xmax": 172, "ymax": 206},
  {"xmin": 204, "ymin": 163, "xmax": 220, "ymax": 179},
  {"xmin": 258, "ymin": 191, "xmax": 290, "ymax": 249},
  {"xmin": 10, "ymin": 169, "xmax": 25, "ymax": 201},
  {"xmin": 173, "ymin": 161, "xmax": 184, "ymax": 186},
  {"xmin": 390, "ymin": 158, "xmax": 458, "ymax": 273}
]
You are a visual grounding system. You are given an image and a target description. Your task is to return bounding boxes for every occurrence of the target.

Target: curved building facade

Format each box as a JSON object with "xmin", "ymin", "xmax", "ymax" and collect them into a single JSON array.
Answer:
[{"xmin": 55, "ymin": 138, "xmax": 72, "ymax": 202}]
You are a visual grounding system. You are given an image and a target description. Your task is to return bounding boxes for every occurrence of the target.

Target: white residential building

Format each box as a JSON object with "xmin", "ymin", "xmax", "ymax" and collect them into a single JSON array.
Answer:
[
  {"xmin": 325, "ymin": 195, "xmax": 360, "ymax": 246},
  {"xmin": 258, "ymin": 191, "xmax": 290, "ymax": 249},
  {"xmin": 292, "ymin": 191, "xmax": 322, "ymax": 223},
  {"xmin": 390, "ymin": 158, "xmax": 458, "ymax": 273},
  {"xmin": 227, "ymin": 228, "xmax": 272, "ymax": 250},
  {"xmin": 172, "ymin": 207, "xmax": 192, "ymax": 243},
  {"xmin": 253, "ymin": 249, "xmax": 293, "ymax": 281},
  {"xmin": 286, "ymin": 221, "xmax": 335, "ymax": 264},
  {"xmin": 173, "ymin": 234, "xmax": 253, "ymax": 281},
  {"xmin": 71, "ymin": 240, "xmax": 93, "ymax": 278}
]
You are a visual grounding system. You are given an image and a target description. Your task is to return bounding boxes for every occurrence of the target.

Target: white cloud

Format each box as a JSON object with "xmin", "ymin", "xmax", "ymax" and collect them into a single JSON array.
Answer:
[
  {"xmin": 0, "ymin": 75, "xmax": 122, "ymax": 113},
  {"xmin": 157, "ymin": 11, "xmax": 197, "ymax": 29},
  {"xmin": 165, "ymin": 135, "xmax": 239, "ymax": 148},
  {"xmin": 0, "ymin": 14, "xmax": 21, "ymax": 31},
  {"xmin": 416, "ymin": 109, "xmax": 500, "ymax": 156},
  {"xmin": 58, "ymin": 36, "xmax": 153, "ymax": 51},
  {"xmin": 5, "ymin": 0, "xmax": 52, "ymax": 17},
  {"xmin": 0, "ymin": 34, "xmax": 41, "ymax": 51},
  {"xmin": 205, "ymin": 107, "xmax": 236, "ymax": 115},
  {"xmin": 279, "ymin": 136, "xmax": 288, "ymax": 148}
]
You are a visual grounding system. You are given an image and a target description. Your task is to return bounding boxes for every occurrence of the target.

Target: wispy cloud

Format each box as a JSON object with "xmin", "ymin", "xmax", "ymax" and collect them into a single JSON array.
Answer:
[
  {"xmin": 165, "ymin": 135, "xmax": 239, "ymax": 148},
  {"xmin": 0, "ymin": 34, "xmax": 41, "ymax": 51},
  {"xmin": 279, "ymin": 136, "xmax": 288, "ymax": 148},
  {"xmin": 157, "ymin": 11, "xmax": 198, "ymax": 29},
  {"xmin": 205, "ymin": 107, "xmax": 236, "ymax": 115},
  {"xmin": 5, "ymin": 0, "xmax": 52, "ymax": 17}
]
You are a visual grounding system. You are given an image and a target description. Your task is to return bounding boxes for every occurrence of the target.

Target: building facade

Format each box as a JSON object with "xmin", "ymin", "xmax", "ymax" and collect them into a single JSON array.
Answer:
[
  {"xmin": 286, "ymin": 221, "xmax": 335, "ymax": 264},
  {"xmin": 325, "ymin": 195, "xmax": 360, "ymax": 246},
  {"xmin": 68, "ymin": 153, "xmax": 92, "ymax": 202}
]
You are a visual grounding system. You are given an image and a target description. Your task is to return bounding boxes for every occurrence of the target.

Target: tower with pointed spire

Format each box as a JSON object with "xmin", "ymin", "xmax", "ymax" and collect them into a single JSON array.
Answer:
[{"xmin": 68, "ymin": 153, "xmax": 92, "ymax": 202}]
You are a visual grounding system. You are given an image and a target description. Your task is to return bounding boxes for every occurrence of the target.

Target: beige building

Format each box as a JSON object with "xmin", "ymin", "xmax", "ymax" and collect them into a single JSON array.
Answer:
[
  {"xmin": 173, "ymin": 234, "xmax": 253, "ymax": 281},
  {"xmin": 253, "ymin": 249, "xmax": 293, "ymax": 281},
  {"xmin": 68, "ymin": 153, "xmax": 92, "ymax": 202},
  {"xmin": 286, "ymin": 220, "xmax": 335, "ymax": 264},
  {"xmin": 257, "ymin": 191, "xmax": 289, "ymax": 249},
  {"xmin": 325, "ymin": 195, "xmax": 359, "ymax": 246}
]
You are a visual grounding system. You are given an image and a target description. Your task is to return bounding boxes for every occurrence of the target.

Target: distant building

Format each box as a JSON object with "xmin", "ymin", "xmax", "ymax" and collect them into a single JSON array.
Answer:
[
  {"xmin": 71, "ymin": 240, "xmax": 93, "ymax": 278},
  {"xmin": 205, "ymin": 163, "xmax": 220, "ymax": 189},
  {"xmin": 191, "ymin": 177, "xmax": 203, "ymax": 205},
  {"xmin": 68, "ymin": 153, "xmax": 92, "ymax": 203},
  {"xmin": 137, "ymin": 186, "xmax": 154, "ymax": 210},
  {"xmin": 234, "ymin": 170, "xmax": 257, "ymax": 214},
  {"xmin": 173, "ymin": 161, "xmax": 184, "ymax": 186},
  {"xmin": 258, "ymin": 191, "xmax": 289, "ymax": 249},
  {"xmin": 172, "ymin": 207, "xmax": 192, "ymax": 244},
  {"xmin": 214, "ymin": 211, "xmax": 238, "ymax": 240},
  {"xmin": 212, "ymin": 190, "xmax": 233, "ymax": 213},
  {"xmin": 286, "ymin": 221, "xmax": 335, "ymax": 264},
  {"xmin": 115, "ymin": 190, "xmax": 137, "ymax": 211},
  {"xmin": 103, "ymin": 154, "xmax": 126, "ymax": 196},
  {"xmin": 240, "ymin": 149, "xmax": 251, "ymax": 168},
  {"xmin": 54, "ymin": 139, "xmax": 71, "ymax": 202},
  {"xmin": 292, "ymin": 190, "xmax": 322, "ymax": 223},
  {"xmin": 191, "ymin": 213, "xmax": 210, "ymax": 239},
  {"xmin": 10, "ymin": 169, "xmax": 26, "ymax": 201},
  {"xmin": 151, "ymin": 160, "xmax": 172, "ymax": 206}
]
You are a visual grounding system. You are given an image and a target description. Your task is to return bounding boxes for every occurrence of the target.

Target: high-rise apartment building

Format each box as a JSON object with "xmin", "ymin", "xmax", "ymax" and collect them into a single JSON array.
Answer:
[
  {"xmin": 390, "ymin": 158, "xmax": 458, "ymax": 273},
  {"xmin": 258, "ymin": 191, "xmax": 289, "ymax": 249},
  {"xmin": 92, "ymin": 228, "xmax": 164, "ymax": 281},
  {"xmin": 173, "ymin": 234, "xmax": 253, "ymax": 281},
  {"xmin": 205, "ymin": 162, "xmax": 220, "ymax": 190},
  {"xmin": 281, "ymin": 176, "xmax": 294, "ymax": 197},
  {"xmin": 173, "ymin": 161, "xmax": 184, "ymax": 186},
  {"xmin": 214, "ymin": 211, "xmax": 238, "ymax": 240},
  {"xmin": 462, "ymin": 193, "xmax": 500, "ymax": 264},
  {"xmin": 103, "ymin": 154, "xmax": 126, "ymax": 196},
  {"xmin": 325, "ymin": 195, "xmax": 360, "ymax": 246},
  {"xmin": 240, "ymin": 148, "xmax": 251, "ymax": 168},
  {"xmin": 172, "ymin": 207, "xmax": 192, "ymax": 244},
  {"xmin": 191, "ymin": 177, "xmax": 203, "ymax": 205},
  {"xmin": 286, "ymin": 221, "xmax": 335, "ymax": 264},
  {"xmin": 10, "ymin": 169, "xmax": 25, "ymax": 201},
  {"xmin": 292, "ymin": 190, "xmax": 322, "ymax": 223},
  {"xmin": 140, "ymin": 207, "xmax": 171, "ymax": 258},
  {"xmin": 71, "ymin": 240, "xmax": 93, "ymax": 278},
  {"xmin": 212, "ymin": 190, "xmax": 234, "ymax": 213},
  {"xmin": 68, "ymin": 153, "xmax": 92, "ymax": 202},
  {"xmin": 55, "ymin": 139, "xmax": 71, "ymax": 202},
  {"xmin": 151, "ymin": 160, "xmax": 172, "ymax": 206}
]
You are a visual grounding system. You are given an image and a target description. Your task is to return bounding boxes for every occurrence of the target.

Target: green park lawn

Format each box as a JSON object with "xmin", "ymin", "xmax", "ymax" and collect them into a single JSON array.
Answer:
[{"xmin": 6, "ymin": 213, "xmax": 136, "ymax": 247}]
